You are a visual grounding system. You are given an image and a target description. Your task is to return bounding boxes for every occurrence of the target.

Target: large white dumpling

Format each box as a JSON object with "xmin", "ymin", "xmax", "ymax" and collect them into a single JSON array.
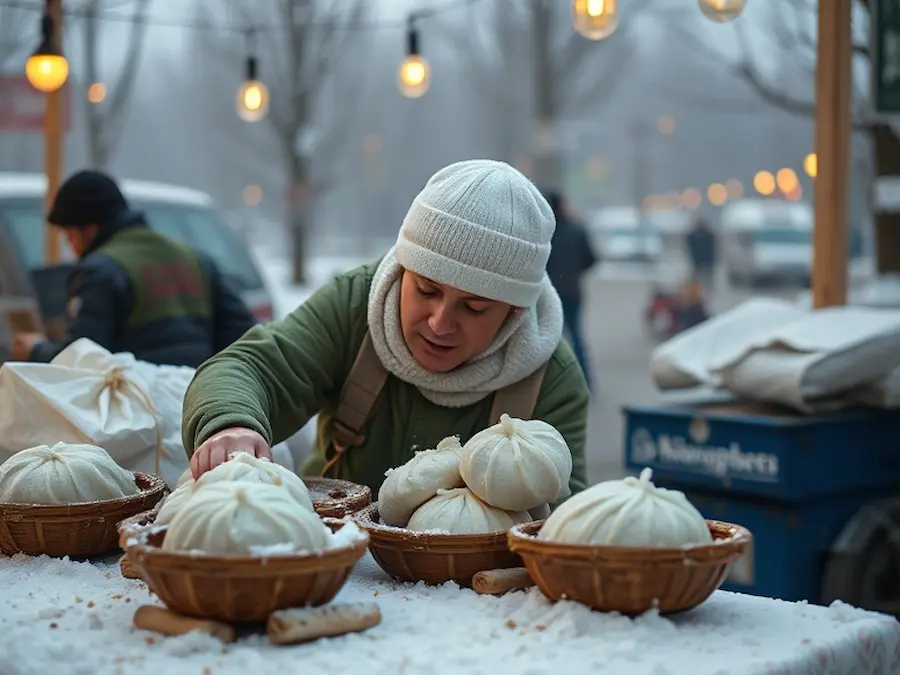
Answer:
[
  {"xmin": 406, "ymin": 487, "xmax": 531, "ymax": 535},
  {"xmin": 378, "ymin": 435, "xmax": 464, "ymax": 527},
  {"xmin": 195, "ymin": 452, "xmax": 314, "ymax": 512},
  {"xmin": 538, "ymin": 468, "xmax": 713, "ymax": 548},
  {"xmin": 155, "ymin": 481, "xmax": 197, "ymax": 525},
  {"xmin": 162, "ymin": 481, "xmax": 329, "ymax": 554},
  {"xmin": 458, "ymin": 414, "xmax": 572, "ymax": 512},
  {"xmin": 175, "ymin": 468, "xmax": 194, "ymax": 488},
  {"xmin": 0, "ymin": 442, "xmax": 140, "ymax": 505}
]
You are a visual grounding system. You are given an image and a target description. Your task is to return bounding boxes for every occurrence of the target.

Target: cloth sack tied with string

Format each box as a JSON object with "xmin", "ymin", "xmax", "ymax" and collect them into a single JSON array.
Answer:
[{"xmin": 0, "ymin": 338, "xmax": 190, "ymax": 489}]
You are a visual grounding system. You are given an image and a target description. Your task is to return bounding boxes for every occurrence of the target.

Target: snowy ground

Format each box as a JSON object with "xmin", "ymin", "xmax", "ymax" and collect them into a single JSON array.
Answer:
[{"xmin": 1, "ymin": 551, "xmax": 898, "ymax": 675}]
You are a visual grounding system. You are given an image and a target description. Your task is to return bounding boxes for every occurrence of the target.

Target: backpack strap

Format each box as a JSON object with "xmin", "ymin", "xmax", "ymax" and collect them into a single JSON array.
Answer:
[
  {"xmin": 488, "ymin": 362, "xmax": 549, "ymax": 424},
  {"xmin": 323, "ymin": 331, "xmax": 389, "ymax": 476}
]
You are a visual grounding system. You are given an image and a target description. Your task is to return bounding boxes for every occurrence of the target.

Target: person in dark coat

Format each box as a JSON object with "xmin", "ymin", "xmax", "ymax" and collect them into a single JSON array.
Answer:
[
  {"xmin": 9, "ymin": 170, "xmax": 256, "ymax": 367},
  {"xmin": 685, "ymin": 216, "xmax": 717, "ymax": 290},
  {"xmin": 544, "ymin": 190, "xmax": 598, "ymax": 390}
]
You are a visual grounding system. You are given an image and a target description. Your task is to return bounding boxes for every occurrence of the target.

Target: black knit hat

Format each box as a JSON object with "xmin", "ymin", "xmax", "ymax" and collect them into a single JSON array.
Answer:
[{"xmin": 47, "ymin": 170, "xmax": 130, "ymax": 229}]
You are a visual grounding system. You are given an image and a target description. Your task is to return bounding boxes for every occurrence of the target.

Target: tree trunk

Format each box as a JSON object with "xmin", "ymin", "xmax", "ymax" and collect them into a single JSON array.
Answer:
[
  {"xmin": 82, "ymin": 3, "xmax": 107, "ymax": 169},
  {"xmin": 287, "ymin": 152, "xmax": 311, "ymax": 285},
  {"xmin": 873, "ymin": 123, "xmax": 900, "ymax": 274},
  {"xmin": 530, "ymin": 0, "xmax": 562, "ymax": 189}
]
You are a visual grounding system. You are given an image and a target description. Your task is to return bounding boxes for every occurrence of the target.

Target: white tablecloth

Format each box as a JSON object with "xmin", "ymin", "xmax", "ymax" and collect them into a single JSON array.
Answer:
[{"xmin": 0, "ymin": 552, "xmax": 898, "ymax": 675}]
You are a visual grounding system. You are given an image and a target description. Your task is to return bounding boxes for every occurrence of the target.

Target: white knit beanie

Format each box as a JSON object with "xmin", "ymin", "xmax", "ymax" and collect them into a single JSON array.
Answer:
[{"xmin": 394, "ymin": 159, "xmax": 556, "ymax": 308}]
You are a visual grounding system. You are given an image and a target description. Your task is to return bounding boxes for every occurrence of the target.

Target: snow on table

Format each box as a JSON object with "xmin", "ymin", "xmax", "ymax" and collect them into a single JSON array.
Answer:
[{"xmin": 0, "ymin": 553, "xmax": 898, "ymax": 675}]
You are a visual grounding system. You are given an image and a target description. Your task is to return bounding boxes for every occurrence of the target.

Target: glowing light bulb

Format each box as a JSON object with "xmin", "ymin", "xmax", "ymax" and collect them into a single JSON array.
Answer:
[
  {"xmin": 398, "ymin": 54, "xmax": 430, "ymax": 98},
  {"xmin": 87, "ymin": 82, "xmax": 106, "ymax": 103},
  {"xmin": 698, "ymin": 0, "xmax": 746, "ymax": 23},
  {"xmin": 236, "ymin": 80, "xmax": 269, "ymax": 122},
  {"xmin": 707, "ymin": 183, "xmax": 728, "ymax": 206},
  {"xmin": 776, "ymin": 168, "xmax": 799, "ymax": 194},
  {"xmin": 803, "ymin": 153, "xmax": 818, "ymax": 178},
  {"xmin": 753, "ymin": 171, "xmax": 776, "ymax": 196},
  {"xmin": 25, "ymin": 13, "xmax": 68, "ymax": 93},
  {"xmin": 572, "ymin": 0, "xmax": 618, "ymax": 40}
]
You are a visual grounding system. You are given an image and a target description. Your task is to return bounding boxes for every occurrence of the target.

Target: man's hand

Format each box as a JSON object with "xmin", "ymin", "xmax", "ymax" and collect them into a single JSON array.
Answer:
[
  {"xmin": 10, "ymin": 332, "xmax": 45, "ymax": 362},
  {"xmin": 190, "ymin": 426, "xmax": 272, "ymax": 479}
]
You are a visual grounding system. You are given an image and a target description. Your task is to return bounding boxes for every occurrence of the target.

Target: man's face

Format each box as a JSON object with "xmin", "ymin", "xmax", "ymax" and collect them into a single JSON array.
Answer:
[
  {"xmin": 399, "ymin": 270, "xmax": 514, "ymax": 372},
  {"xmin": 61, "ymin": 224, "xmax": 99, "ymax": 257}
]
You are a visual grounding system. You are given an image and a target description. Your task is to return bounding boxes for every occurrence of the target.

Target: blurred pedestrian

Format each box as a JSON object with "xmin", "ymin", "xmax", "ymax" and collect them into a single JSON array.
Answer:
[
  {"xmin": 545, "ymin": 190, "xmax": 598, "ymax": 390},
  {"xmin": 10, "ymin": 170, "xmax": 255, "ymax": 367},
  {"xmin": 685, "ymin": 216, "xmax": 717, "ymax": 292}
]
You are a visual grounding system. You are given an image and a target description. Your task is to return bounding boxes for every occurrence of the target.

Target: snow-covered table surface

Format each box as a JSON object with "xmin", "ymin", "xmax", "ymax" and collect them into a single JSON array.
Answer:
[{"xmin": 1, "ymin": 553, "xmax": 899, "ymax": 675}]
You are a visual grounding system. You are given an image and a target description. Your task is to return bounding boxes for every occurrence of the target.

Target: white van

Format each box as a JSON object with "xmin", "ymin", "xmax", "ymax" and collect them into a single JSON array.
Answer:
[
  {"xmin": 0, "ymin": 172, "xmax": 275, "ymax": 327},
  {"xmin": 720, "ymin": 199, "xmax": 813, "ymax": 286},
  {"xmin": 587, "ymin": 206, "xmax": 664, "ymax": 262}
]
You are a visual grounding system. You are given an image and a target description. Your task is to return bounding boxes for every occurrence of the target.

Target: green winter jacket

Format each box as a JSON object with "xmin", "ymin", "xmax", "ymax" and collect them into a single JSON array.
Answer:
[{"xmin": 182, "ymin": 260, "xmax": 590, "ymax": 495}]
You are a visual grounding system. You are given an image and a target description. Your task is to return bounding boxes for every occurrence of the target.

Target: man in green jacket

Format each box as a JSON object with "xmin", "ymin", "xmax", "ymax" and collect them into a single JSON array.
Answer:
[{"xmin": 183, "ymin": 159, "xmax": 590, "ymax": 496}]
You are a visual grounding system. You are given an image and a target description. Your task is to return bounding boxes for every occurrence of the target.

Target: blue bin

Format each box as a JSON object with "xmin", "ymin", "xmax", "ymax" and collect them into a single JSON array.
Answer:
[{"xmin": 622, "ymin": 400, "xmax": 900, "ymax": 602}]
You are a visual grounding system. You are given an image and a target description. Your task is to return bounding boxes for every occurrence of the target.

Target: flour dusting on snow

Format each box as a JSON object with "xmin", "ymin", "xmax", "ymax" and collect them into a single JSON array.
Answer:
[{"xmin": 1, "ymin": 553, "xmax": 899, "ymax": 675}]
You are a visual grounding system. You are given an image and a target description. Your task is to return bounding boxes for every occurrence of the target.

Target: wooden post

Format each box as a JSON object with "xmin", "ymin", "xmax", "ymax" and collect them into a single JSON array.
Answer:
[
  {"xmin": 44, "ymin": 0, "xmax": 65, "ymax": 266},
  {"xmin": 811, "ymin": 0, "xmax": 853, "ymax": 308}
]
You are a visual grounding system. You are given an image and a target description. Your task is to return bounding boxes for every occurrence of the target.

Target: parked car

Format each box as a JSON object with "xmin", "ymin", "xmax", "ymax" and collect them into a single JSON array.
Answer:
[
  {"xmin": 720, "ymin": 198, "xmax": 813, "ymax": 287},
  {"xmin": 588, "ymin": 207, "xmax": 664, "ymax": 263},
  {"xmin": 0, "ymin": 172, "xmax": 275, "ymax": 362}
]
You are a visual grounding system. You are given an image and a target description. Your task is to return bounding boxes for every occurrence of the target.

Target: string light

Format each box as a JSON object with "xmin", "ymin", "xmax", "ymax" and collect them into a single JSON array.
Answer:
[
  {"xmin": 572, "ymin": 0, "xmax": 618, "ymax": 40},
  {"xmin": 776, "ymin": 168, "xmax": 799, "ymax": 194},
  {"xmin": 236, "ymin": 28, "xmax": 269, "ymax": 122},
  {"xmin": 803, "ymin": 153, "xmax": 818, "ymax": 178},
  {"xmin": 0, "ymin": 0, "xmax": 490, "ymax": 33},
  {"xmin": 753, "ymin": 171, "xmax": 776, "ymax": 196},
  {"xmin": 657, "ymin": 114, "xmax": 675, "ymax": 135},
  {"xmin": 398, "ymin": 15, "xmax": 430, "ymax": 99},
  {"xmin": 87, "ymin": 82, "xmax": 106, "ymax": 103},
  {"xmin": 697, "ymin": 0, "xmax": 746, "ymax": 22},
  {"xmin": 682, "ymin": 187, "xmax": 702, "ymax": 209},
  {"xmin": 25, "ymin": 2, "xmax": 68, "ymax": 93},
  {"xmin": 707, "ymin": 182, "xmax": 728, "ymax": 206},
  {"xmin": 724, "ymin": 178, "xmax": 743, "ymax": 199}
]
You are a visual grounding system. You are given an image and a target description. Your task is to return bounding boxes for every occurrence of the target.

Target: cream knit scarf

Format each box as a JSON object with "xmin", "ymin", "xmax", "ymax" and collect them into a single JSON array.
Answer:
[{"xmin": 367, "ymin": 249, "xmax": 565, "ymax": 408}]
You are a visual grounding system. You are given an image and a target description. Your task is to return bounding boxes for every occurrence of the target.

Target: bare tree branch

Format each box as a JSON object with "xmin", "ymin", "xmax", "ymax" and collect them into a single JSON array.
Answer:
[
  {"xmin": 75, "ymin": 0, "xmax": 151, "ymax": 167},
  {"xmin": 0, "ymin": 3, "xmax": 32, "ymax": 72}
]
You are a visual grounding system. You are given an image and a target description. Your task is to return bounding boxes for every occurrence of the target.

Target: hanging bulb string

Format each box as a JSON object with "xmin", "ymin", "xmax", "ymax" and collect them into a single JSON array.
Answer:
[
  {"xmin": 244, "ymin": 25, "xmax": 258, "ymax": 81},
  {"xmin": 406, "ymin": 15, "xmax": 420, "ymax": 57},
  {"xmin": 0, "ymin": 0, "xmax": 492, "ymax": 33}
]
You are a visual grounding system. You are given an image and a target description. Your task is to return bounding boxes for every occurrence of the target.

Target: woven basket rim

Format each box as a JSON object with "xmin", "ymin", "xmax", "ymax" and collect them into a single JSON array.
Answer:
[
  {"xmin": 302, "ymin": 476, "xmax": 371, "ymax": 493},
  {"xmin": 353, "ymin": 503, "xmax": 514, "ymax": 552},
  {"xmin": 508, "ymin": 519, "xmax": 751, "ymax": 564},
  {"xmin": 126, "ymin": 518, "xmax": 370, "ymax": 571},
  {"xmin": 302, "ymin": 476, "xmax": 372, "ymax": 516},
  {"xmin": 0, "ymin": 472, "xmax": 166, "ymax": 517}
]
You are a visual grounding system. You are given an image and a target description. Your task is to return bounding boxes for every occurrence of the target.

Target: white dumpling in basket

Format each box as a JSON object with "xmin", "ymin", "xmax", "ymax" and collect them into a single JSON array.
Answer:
[
  {"xmin": 162, "ymin": 481, "xmax": 329, "ymax": 554},
  {"xmin": 155, "ymin": 480, "xmax": 197, "ymax": 525},
  {"xmin": 406, "ymin": 487, "xmax": 531, "ymax": 535},
  {"xmin": 0, "ymin": 442, "xmax": 140, "ymax": 505},
  {"xmin": 196, "ymin": 451, "xmax": 314, "ymax": 512},
  {"xmin": 378, "ymin": 435, "xmax": 464, "ymax": 527},
  {"xmin": 175, "ymin": 468, "xmax": 194, "ymax": 489},
  {"xmin": 538, "ymin": 468, "xmax": 713, "ymax": 548},
  {"xmin": 459, "ymin": 414, "xmax": 572, "ymax": 512}
]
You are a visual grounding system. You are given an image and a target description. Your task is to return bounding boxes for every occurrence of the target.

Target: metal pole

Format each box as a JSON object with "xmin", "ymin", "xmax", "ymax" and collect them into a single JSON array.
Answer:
[
  {"xmin": 44, "ymin": 0, "xmax": 64, "ymax": 265},
  {"xmin": 811, "ymin": 0, "xmax": 853, "ymax": 308}
]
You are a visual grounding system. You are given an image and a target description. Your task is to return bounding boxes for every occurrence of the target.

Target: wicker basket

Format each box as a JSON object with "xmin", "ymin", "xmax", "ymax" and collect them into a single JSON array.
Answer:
[
  {"xmin": 116, "ymin": 476, "xmax": 369, "ymax": 545},
  {"xmin": 508, "ymin": 519, "xmax": 752, "ymax": 615},
  {"xmin": 353, "ymin": 503, "xmax": 522, "ymax": 587},
  {"xmin": 117, "ymin": 507, "xmax": 162, "ymax": 551},
  {"xmin": 125, "ymin": 521, "xmax": 369, "ymax": 622},
  {"xmin": 0, "ymin": 473, "xmax": 166, "ymax": 558},
  {"xmin": 304, "ymin": 477, "xmax": 371, "ymax": 517}
]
